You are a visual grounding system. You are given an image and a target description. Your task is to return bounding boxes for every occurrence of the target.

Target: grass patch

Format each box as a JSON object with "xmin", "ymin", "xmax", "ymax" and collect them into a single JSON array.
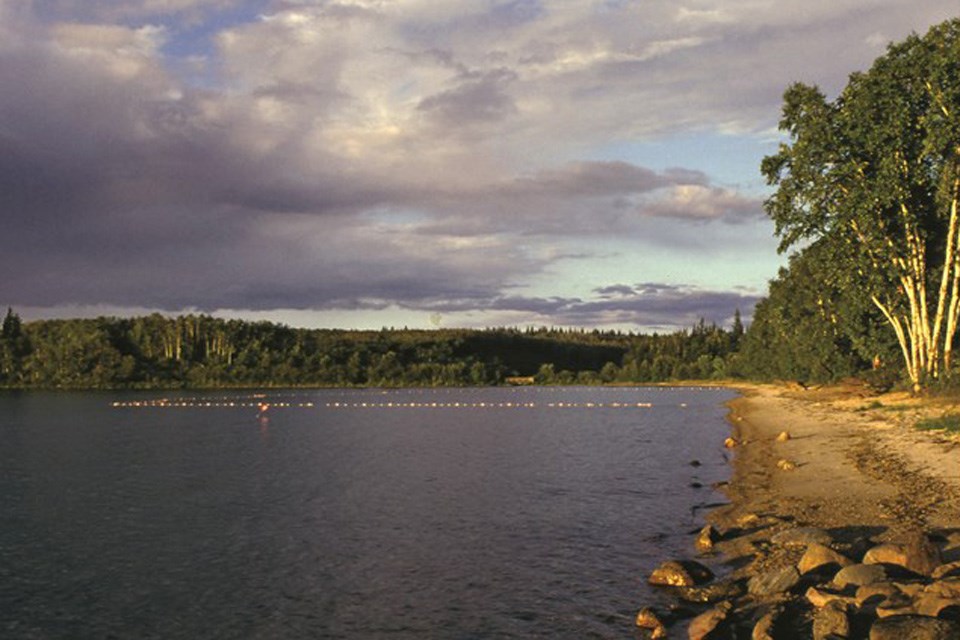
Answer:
[
  {"xmin": 915, "ymin": 415, "xmax": 960, "ymax": 433},
  {"xmin": 878, "ymin": 403, "xmax": 912, "ymax": 412},
  {"xmin": 856, "ymin": 401, "xmax": 913, "ymax": 413}
]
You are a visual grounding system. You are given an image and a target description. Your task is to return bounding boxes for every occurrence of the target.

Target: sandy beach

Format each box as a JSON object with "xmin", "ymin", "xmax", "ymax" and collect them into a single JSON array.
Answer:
[
  {"xmin": 713, "ymin": 382, "xmax": 960, "ymax": 538},
  {"xmin": 640, "ymin": 382, "xmax": 960, "ymax": 638}
]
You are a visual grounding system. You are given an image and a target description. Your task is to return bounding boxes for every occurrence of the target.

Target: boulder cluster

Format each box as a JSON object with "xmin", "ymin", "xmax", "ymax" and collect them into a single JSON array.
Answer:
[{"xmin": 638, "ymin": 520, "xmax": 960, "ymax": 639}]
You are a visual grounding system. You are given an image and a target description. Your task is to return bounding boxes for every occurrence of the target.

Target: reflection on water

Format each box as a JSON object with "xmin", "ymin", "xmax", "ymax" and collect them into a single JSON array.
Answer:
[{"xmin": 0, "ymin": 386, "xmax": 734, "ymax": 639}]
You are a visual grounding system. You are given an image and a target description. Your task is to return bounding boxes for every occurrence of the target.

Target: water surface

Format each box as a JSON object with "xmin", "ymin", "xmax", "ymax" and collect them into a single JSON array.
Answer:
[{"xmin": 0, "ymin": 386, "xmax": 734, "ymax": 639}]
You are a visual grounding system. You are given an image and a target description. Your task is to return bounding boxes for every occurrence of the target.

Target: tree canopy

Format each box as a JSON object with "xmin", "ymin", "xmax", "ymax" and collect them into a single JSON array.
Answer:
[
  {"xmin": 762, "ymin": 19, "xmax": 960, "ymax": 390},
  {"xmin": 0, "ymin": 312, "xmax": 744, "ymax": 389}
]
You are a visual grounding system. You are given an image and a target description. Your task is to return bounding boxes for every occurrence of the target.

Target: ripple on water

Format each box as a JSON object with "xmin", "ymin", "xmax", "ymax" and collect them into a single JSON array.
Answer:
[{"xmin": 0, "ymin": 386, "xmax": 734, "ymax": 639}]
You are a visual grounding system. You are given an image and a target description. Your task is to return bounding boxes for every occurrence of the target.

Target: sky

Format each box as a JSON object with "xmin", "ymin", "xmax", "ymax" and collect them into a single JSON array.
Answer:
[{"xmin": 1, "ymin": 1, "xmax": 958, "ymax": 332}]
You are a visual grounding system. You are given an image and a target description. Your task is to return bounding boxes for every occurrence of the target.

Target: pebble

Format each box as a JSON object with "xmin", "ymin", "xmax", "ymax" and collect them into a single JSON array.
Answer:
[
  {"xmin": 751, "ymin": 604, "xmax": 781, "ymax": 640},
  {"xmin": 832, "ymin": 563, "xmax": 889, "ymax": 588},
  {"xmin": 863, "ymin": 534, "xmax": 942, "ymax": 576},
  {"xmin": 643, "ymin": 522, "xmax": 960, "ymax": 638},
  {"xmin": 694, "ymin": 524, "xmax": 720, "ymax": 553},
  {"xmin": 687, "ymin": 601, "xmax": 731, "ymax": 640},
  {"xmin": 869, "ymin": 615, "xmax": 960, "ymax": 639},
  {"xmin": 649, "ymin": 560, "xmax": 714, "ymax": 587},
  {"xmin": 748, "ymin": 565, "xmax": 800, "ymax": 597},
  {"xmin": 771, "ymin": 527, "xmax": 833, "ymax": 548},
  {"xmin": 797, "ymin": 542, "xmax": 853, "ymax": 575},
  {"xmin": 635, "ymin": 606, "xmax": 667, "ymax": 638},
  {"xmin": 812, "ymin": 600, "xmax": 849, "ymax": 640}
]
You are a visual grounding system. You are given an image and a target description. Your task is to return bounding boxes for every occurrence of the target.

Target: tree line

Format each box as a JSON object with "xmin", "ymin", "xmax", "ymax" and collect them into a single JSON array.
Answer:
[{"xmin": 0, "ymin": 309, "xmax": 746, "ymax": 389}]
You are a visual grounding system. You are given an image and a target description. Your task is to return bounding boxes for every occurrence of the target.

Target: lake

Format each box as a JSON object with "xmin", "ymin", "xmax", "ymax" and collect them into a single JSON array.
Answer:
[{"xmin": 0, "ymin": 386, "xmax": 736, "ymax": 639}]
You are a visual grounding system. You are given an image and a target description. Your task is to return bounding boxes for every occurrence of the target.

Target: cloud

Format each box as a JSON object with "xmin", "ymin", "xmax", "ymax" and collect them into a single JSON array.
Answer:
[
  {"xmin": 642, "ymin": 185, "xmax": 763, "ymax": 223},
  {"xmin": 415, "ymin": 283, "xmax": 760, "ymax": 331},
  {"xmin": 511, "ymin": 161, "xmax": 704, "ymax": 197},
  {"xmin": 595, "ymin": 284, "xmax": 638, "ymax": 298},
  {"xmin": 408, "ymin": 161, "xmax": 761, "ymax": 239},
  {"xmin": 0, "ymin": 0, "xmax": 957, "ymax": 329},
  {"xmin": 417, "ymin": 68, "xmax": 519, "ymax": 130},
  {"xmin": 28, "ymin": 0, "xmax": 244, "ymax": 23}
]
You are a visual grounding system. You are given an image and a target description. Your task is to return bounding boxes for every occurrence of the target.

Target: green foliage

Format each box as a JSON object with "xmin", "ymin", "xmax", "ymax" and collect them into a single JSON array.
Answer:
[
  {"xmin": 609, "ymin": 318, "xmax": 741, "ymax": 383},
  {"xmin": 738, "ymin": 242, "xmax": 898, "ymax": 384},
  {"xmin": 0, "ymin": 311, "xmax": 744, "ymax": 389},
  {"xmin": 860, "ymin": 366, "xmax": 903, "ymax": 393},
  {"xmin": 751, "ymin": 18, "xmax": 960, "ymax": 388},
  {"xmin": 915, "ymin": 415, "xmax": 960, "ymax": 433},
  {"xmin": 0, "ymin": 308, "xmax": 29, "ymax": 385}
]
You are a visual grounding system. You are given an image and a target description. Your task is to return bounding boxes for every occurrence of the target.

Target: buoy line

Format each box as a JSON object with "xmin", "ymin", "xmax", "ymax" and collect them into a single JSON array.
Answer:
[
  {"xmin": 109, "ymin": 386, "xmax": 713, "ymax": 408},
  {"xmin": 111, "ymin": 400, "xmax": 314, "ymax": 409},
  {"xmin": 324, "ymin": 401, "xmax": 655, "ymax": 409},
  {"xmin": 110, "ymin": 400, "xmax": 656, "ymax": 410}
]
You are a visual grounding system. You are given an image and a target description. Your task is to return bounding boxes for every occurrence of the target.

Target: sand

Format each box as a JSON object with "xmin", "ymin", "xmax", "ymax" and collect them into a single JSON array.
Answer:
[
  {"xmin": 711, "ymin": 381, "xmax": 960, "ymax": 542},
  {"xmin": 638, "ymin": 382, "xmax": 960, "ymax": 637}
]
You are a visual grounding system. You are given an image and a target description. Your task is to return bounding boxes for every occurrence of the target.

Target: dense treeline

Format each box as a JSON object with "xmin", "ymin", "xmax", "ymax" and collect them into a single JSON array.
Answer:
[
  {"xmin": 736, "ymin": 240, "xmax": 902, "ymax": 386},
  {"xmin": 744, "ymin": 19, "xmax": 960, "ymax": 391},
  {"xmin": 0, "ymin": 309, "xmax": 745, "ymax": 389}
]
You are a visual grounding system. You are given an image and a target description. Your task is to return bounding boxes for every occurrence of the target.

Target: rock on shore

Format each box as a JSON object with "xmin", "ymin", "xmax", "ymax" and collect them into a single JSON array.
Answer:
[
  {"xmin": 640, "ymin": 526, "xmax": 960, "ymax": 638},
  {"xmin": 635, "ymin": 382, "xmax": 960, "ymax": 639}
]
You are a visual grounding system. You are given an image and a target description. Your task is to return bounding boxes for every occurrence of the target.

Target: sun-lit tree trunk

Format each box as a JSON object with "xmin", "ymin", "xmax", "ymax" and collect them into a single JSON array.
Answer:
[
  {"xmin": 864, "ymin": 188, "xmax": 960, "ymax": 391},
  {"xmin": 941, "ymin": 185, "xmax": 960, "ymax": 373},
  {"xmin": 842, "ymin": 173, "xmax": 947, "ymax": 393}
]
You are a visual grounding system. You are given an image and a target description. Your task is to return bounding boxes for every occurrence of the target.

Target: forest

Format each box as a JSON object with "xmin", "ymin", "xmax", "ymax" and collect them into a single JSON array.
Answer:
[
  {"xmin": 0, "ymin": 309, "xmax": 744, "ymax": 389},
  {"xmin": 4, "ymin": 20, "xmax": 960, "ymax": 392}
]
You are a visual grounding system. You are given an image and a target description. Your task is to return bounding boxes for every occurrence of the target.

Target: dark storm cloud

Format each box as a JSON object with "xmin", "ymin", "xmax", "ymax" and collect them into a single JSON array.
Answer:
[
  {"xmin": 0, "ymin": 32, "xmax": 362, "ymax": 308},
  {"xmin": 490, "ymin": 296, "xmax": 583, "ymax": 314},
  {"xmin": 0, "ymin": 212, "xmax": 525, "ymax": 312},
  {"xmin": 483, "ymin": 0, "xmax": 545, "ymax": 30}
]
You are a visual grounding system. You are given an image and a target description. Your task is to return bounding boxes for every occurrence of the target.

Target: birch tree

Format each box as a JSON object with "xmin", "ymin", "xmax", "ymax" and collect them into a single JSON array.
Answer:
[{"xmin": 762, "ymin": 19, "xmax": 960, "ymax": 391}]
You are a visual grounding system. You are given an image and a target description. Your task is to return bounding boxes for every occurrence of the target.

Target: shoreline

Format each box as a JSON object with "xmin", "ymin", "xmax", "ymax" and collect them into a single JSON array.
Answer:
[
  {"xmin": 639, "ymin": 382, "xmax": 960, "ymax": 638},
  {"xmin": 714, "ymin": 382, "xmax": 960, "ymax": 536}
]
